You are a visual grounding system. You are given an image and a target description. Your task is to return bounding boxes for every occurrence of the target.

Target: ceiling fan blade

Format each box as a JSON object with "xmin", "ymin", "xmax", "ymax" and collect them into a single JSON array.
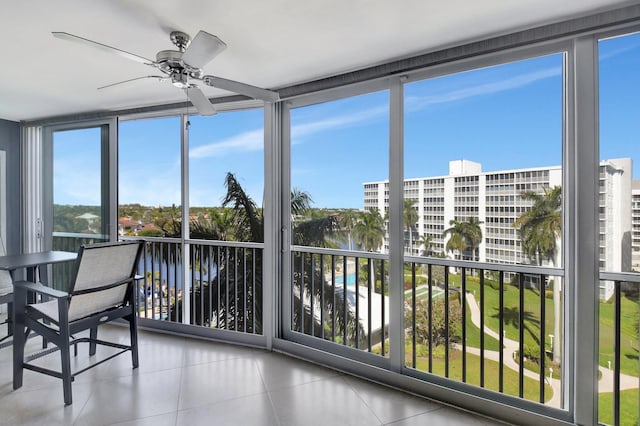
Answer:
[
  {"xmin": 185, "ymin": 86, "xmax": 216, "ymax": 116},
  {"xmin": 202, "ymin": 75, "xmax": 280, "ymax": 103},
  {"xmin": 52, "ymin": 32, "xmax": 155, "ymax": 65},
  {"xmin": 182, "ymin": 31, "xmax": 227, "ymax": 69},
  {"xmin": 98, "ymin": 75, "xmax": 168, "ymax": 90}
]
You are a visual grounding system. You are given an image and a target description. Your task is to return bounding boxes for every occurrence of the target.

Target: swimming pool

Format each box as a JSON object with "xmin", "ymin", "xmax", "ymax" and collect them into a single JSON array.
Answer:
[{"xmin": 334, "ymin": 273, "xmax": 356, "ymax": 287}]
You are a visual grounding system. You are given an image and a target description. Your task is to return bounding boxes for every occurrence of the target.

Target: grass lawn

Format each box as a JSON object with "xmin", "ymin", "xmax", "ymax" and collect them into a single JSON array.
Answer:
[
  {"xmin": 599, "ymin": 292, "xmax": 639, "ymax": 377},
  {"xmin": 598, "ymin": 388, "xmax": 639, "ymax": 426},
  {"xmin": 407, "ymin": 345, "xmax": 553, "ymax": 403},
  {"xmin": 441, "ymin": 273, "xmax": 638, "ymax": 377}
]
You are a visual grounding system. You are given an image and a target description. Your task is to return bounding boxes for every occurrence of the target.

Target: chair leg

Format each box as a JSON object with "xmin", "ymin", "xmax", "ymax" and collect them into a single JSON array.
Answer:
[
  {"xmin": 59, "ymin": 325, "xmax": 73, "ymax": 405},
  {"xmin": 12, "ymin": 312, "xmax": 26, "ymax": 390},
  {"xmin": 89, "ymin": 326, "xmax": 97, "ymax": 356},
  {"xmin": 128, "ymin": 314, "xmax": 139, "ymax": 369},
  {"xmin": 12, "ymin": 285, "xmax": 30, "ymax": 391}
]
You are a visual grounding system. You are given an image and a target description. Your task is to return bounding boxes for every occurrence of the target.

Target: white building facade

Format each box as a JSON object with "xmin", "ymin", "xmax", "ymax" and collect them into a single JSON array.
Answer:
[
  {"xmin": 364, "ymin": 158, "xmax": 632, "ymax": 299},
  {"xmin": 631, "ymin": 179, "xmax": 640, "ymax": 271}
]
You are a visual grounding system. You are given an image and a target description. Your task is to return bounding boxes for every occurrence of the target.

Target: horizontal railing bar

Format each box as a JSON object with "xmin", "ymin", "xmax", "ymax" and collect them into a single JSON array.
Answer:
[
  {"xmin": 293, "ymin": 245, "xmax": 564, "ymax": 276},
  {"xmin": 406, "ymin": 255, "xmax": 563, "ymax": 275},
  {"xmin": 53, "ymin": 232, "xmax": 109, "ymax": 240},
  {"xmin": 120, "ymin": 236, "xmax": 180, "ymax": 244},
  {"xmin": 599, "ymin": 271, "xmax": 640, "ymax": 283},
  {"xmin": 187, "ymin": 239, "xmax": 264, "ymax": 249},
  {"xmin": 122, "ymin": 235, "xmax": 265, "ymax": 249},
  {"xmin": 291, "ymin": 245, "xmax": 390, "ymax": 260}
]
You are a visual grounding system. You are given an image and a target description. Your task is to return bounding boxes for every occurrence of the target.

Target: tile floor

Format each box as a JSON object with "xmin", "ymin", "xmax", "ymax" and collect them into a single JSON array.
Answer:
[{"xmin": 0, "ymin": 323, "xmax": 507, "ymax": 425}]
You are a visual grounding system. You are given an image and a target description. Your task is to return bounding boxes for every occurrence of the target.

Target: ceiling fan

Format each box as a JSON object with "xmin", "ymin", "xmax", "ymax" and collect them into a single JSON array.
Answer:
[{"xmin": 52, "ymin": 30, "xmax": 280, "ymax": 116}]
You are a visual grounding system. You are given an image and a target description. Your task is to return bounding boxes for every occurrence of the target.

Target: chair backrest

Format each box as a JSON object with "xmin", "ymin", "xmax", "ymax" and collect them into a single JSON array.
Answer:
[{"xmin": 67, "ymin": 240, "xmax": 143, "ymax": 321}]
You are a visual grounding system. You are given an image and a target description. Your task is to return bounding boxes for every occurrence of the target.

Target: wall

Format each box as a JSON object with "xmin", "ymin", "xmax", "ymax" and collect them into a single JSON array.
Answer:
[{"xmin": 0, "ymin": 119, "xmax": 21, "ymax": 254}]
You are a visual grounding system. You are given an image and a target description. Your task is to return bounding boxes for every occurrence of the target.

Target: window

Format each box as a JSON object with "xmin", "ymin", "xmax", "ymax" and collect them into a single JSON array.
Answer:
[
  {"xmin": 188, "ymin": 109, "xmax": 264, "ymax": 242},
  {"xmin": 597, "ymin": 32, "xmax": 640, "ymax": 426},
  {"xmin": 119, "ymin": 116, "xmax": 181, "ymax": 238}
]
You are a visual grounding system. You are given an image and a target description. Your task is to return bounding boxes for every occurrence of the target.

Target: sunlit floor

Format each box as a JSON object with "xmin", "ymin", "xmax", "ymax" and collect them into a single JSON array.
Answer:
[{"xmin": 0, "ymin": 318, "xmax": 506, "ymax": 425}]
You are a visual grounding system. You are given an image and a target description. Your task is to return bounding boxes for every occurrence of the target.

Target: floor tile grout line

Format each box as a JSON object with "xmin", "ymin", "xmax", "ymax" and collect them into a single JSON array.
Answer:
[
  {"xmin": 174, "ymin": 364, "xmax": 184, "ymax": 426},
  {"xmin": 341, "ymin": 375, "xmax": 386, "ymax": 425},
  {"xmin": 254, "ymin": 357, "xmax": 283, "ymax": 426}
]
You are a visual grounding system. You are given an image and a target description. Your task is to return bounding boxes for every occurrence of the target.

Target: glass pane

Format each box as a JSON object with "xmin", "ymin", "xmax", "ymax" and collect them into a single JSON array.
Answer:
[
  {"xmin": 188, "ymin": 109, "xmax": 264, "ymax": 242},
  {"xmin": 598, "ymin": 32, "xmax": 640, "ymax": 426},
  {"xmin": 118, "ymin": 116, "xmax": 182, "ymax": 237},
  {"xmin": 52, "ymin": 126, "xmax": 109, "ymax": 289},
  {"xmin": 290, "ymin": 91, "xmax": 390, "ymax": 354},
  {"xmin": 403, "ymin": 54, "xmax": 564, "ymax": 407},
  {"xmin": 53, "ymin": 127, "xmax": 104, "ymax": 236}
]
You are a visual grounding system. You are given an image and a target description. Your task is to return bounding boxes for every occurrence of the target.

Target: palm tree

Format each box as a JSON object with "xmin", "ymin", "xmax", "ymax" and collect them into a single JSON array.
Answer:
[
  {"xmin": 338, "ymin": 209, "xmax": 359, "ymax": 250},
  {"xmin": 291, "ymin": 188, "xmax": 313, "ymax": 217},
  {"xmin": 463, "ymin": 217, "xmax": 483, "ymax": 261},
  {"xmin": 177, "ymin": 173, "xmax": 360, "ymax": 343},
  {"xmin": 404, "ymin": 199, "xmax": 419, "ymax": 255},
  {"xmin": 513, "ymin": 186, "xmax": 561, "ymax": 265},
  {"xmin": 418, "ymin": 234, "xmax": 433, "ymax": 257},
  {"xmin": 353, "ymin": 208, "xmax": 385, "ymax": 252},
  {"xmin": 513, "ymin": 185, "xmax": 562, "ymax": 363},
  {"xmin": 443, "ymin": 218, "xmax": 483, "ymax": 261}
]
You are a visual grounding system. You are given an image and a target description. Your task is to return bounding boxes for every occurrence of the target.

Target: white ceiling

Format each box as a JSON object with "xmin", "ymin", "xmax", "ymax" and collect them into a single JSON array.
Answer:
[{"xmin": 1, "ymin": 0, "xmax": 632, "ymax": 122}]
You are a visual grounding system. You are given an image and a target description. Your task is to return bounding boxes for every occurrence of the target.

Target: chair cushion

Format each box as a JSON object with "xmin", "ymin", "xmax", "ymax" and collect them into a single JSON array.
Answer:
[{"xmin": 29, "ymin": 296, "xmax": 123, "ymax": 323}]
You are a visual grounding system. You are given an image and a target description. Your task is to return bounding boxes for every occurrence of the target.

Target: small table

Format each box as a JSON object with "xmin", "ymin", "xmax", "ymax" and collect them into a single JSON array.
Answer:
[
  {"xmin": 0, "ymin": 251, "xmax": 77, "ymax": 348},
  {"xmin": 0, "ymin": 251, "xmax": 78, "ymax": 283}
]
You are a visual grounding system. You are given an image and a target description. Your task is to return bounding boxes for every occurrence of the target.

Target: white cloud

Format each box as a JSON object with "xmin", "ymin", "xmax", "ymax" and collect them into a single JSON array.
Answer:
[
  {"xmin": 406, "ymin": 66, "xmax": 561, "ymax": 111},
  {"xmin": 189, "ymin": 104, "xmax": 388, "ymax": 158},
  {"xmin": 190, "ymin": 129, "xmax": 263, "ymax": 159},
  {"xmin": 291, "ymin": 105, "xmax": 388, "ymax": 142}
]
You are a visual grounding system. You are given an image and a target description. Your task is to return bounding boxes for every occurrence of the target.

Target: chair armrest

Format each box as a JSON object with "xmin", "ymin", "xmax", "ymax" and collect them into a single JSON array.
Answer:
[{"xmin": 12, "ymin": 280, "xmax": 69, "ymax": 299}]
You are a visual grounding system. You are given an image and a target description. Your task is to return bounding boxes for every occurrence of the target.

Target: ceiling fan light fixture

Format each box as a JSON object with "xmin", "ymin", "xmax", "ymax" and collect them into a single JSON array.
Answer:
[{"xmin": 171, "ymin": 72, "xmax": 190, "ymax": 89}]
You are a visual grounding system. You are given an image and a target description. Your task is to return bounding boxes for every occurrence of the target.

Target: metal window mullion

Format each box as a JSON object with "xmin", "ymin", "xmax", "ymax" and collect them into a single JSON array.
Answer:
[
  {"xmin": 571, "ymin": 36, "xmax": 600, "ymax": 426},
  {"xmin": 180, "ymin": 114, "xmax": 190, "ymax": 325},
  {"xmin": 264, "ymin": 102, "xmax": 282, "ymax": 346},
  {"xmin": 388, "ymin": 78, "xmax": 405, "ymax": 372}
]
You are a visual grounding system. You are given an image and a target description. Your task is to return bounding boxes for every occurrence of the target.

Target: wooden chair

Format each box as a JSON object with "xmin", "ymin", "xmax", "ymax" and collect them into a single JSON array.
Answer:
[{"xmin": 12, "ymin": 240, "xmax": 143, "ymax": 405}]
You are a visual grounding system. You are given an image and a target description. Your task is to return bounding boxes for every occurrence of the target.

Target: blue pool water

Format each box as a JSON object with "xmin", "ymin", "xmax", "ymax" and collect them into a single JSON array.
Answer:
[{"xmin": 334, "ymin": 273, "xmax": 356, "ymax": 287}]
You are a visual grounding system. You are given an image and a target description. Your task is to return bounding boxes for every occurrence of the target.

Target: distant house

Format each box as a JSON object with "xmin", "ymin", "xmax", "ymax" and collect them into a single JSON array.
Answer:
[
  {"xmin": 76, "ymin": 212, "xmax": 100, "ymax": 233},
  {"xmin": 118, "ymin": 217, "xmax": 143, "ymax": 236}
]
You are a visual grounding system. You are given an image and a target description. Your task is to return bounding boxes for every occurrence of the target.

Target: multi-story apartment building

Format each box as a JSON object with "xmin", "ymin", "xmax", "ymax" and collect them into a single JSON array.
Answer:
[
  {"xmin": 364, "ymin": 158, "xmax": 632, "ymax": 300},
  {"xmin": 631, "ymin": 180, "xmax": 640, "ymax": 271}
]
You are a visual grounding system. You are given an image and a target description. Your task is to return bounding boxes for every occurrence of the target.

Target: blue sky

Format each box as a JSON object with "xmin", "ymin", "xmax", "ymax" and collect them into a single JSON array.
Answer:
[{"xmin": 54, "ymin": 33, "xmax": 640, "ymax": 209}]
